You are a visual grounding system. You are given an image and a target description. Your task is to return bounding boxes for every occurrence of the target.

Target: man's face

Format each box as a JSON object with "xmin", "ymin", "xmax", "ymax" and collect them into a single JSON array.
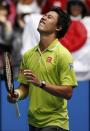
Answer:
[{"xmin": 38, "ymin": 11, "xmax": 59, "ymax": 34}]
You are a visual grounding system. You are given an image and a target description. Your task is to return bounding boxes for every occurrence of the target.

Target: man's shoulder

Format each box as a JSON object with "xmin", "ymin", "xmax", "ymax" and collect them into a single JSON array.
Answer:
[
  {"xmin": 55, "ymin": 41, "xmax": 73, "ymax": 64},
  {"xmin": 57, "ymin": 41, "xmax": 72, "ymax": 57},
  {"xmin": 23, "ymin": 45, "xmax": 38, "ymax": 58}
]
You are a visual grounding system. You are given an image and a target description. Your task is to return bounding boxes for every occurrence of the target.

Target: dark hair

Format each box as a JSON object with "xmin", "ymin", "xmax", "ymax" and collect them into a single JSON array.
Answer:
[
  {"xmin": 50, "ymin": 6, "xmax": 71, "ymax": 38},
  {"xmin": 67, "ymin": 0, "xmax": 87, "ymax": 18}
]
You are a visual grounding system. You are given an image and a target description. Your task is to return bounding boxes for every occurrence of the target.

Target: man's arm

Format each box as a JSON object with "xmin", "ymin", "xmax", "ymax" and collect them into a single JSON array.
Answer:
[
  {"xmin": 23, "ymin": 70, "xmax": 73, "ymax": 100},
  {"xmin": 7, "ymin": 83, "xmax": 29, "ymax": 103},
  {"xmin": 15, "ymin": 84, "xmax": 29, "ymax": 100},
  {"xmin": 41, "ymin": 83, "xmax": 73, "ymax": 100}
]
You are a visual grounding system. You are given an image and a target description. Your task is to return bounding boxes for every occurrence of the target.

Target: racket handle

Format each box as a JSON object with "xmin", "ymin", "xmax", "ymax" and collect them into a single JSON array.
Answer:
[{"xmin": 15, "ymin": 102, "xmax": 20, "ymax": 117}]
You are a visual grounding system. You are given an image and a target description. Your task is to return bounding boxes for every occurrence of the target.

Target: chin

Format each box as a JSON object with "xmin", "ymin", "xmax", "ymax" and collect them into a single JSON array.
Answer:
[{"xmin": 37, "ymin": 27, "xmax": 45, "ymax": 33}]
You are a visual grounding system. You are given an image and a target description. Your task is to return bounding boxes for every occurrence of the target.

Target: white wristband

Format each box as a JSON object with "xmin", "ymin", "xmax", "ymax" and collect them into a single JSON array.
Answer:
[{"xmin": 15, "ymin": 90, "xmax": 21, "ymax": 99}]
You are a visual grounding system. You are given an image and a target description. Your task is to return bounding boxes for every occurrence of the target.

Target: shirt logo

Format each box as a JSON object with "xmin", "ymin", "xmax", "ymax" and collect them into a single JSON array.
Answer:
[{"xmin": 46, "ymin": 57, "xmax": 53, "ymax": 63}]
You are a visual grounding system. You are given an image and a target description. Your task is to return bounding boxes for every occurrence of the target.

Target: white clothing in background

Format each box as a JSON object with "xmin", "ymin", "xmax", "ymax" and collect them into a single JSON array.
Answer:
[
  {"xmin": 17, "ymin": 1, "xmax": 41, "ymax": 14},
  {"xmin": 21, "ymin": 14, "xmax": 42, "ymax": 55}
]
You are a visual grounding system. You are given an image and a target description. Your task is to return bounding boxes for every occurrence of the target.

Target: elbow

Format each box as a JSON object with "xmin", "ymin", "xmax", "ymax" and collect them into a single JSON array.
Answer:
[
  {"xmin": 66, "ymin": 95, "xmax": 72, "ymax": 100},
  {"xmin": 58, "ymin": 92, "xmax": 72, "ymax": 100},
  {"xmin": 65, "ymin": 92, "xmax": 73, "ymax": 100}
]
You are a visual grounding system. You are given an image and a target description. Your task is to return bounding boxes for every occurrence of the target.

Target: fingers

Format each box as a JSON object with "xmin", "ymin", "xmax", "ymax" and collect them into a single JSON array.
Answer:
[
  {"xmin": 24, "ymin": 72, "xmax": 35, "ymax": 78},
  {"xmin": 7, "ymin": 91, "xmax": 19, "ymax": 103},
  {"xmin": 22, "ymin": 69, "xmax": 40, "ymax": 86},
  {"xmin": 26, "ymin": 79, "xmax": 35, "ymax": 83},
  {"xmin": 7, "ymin": 95, "xmax": 17, "ymax": 103},
  {"xmin": 24, "ymin": 70, "xmax": 34, "ymax": 75},
  {"xmin": 24, "ymin": 70, "xmax": 36, "ymax": 79}
]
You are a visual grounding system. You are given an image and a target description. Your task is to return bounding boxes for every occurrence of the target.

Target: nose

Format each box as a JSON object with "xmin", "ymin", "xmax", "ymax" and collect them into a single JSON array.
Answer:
[{"xmin": 42, "ymin": 15, "xmax": 47, "ymax": 21}]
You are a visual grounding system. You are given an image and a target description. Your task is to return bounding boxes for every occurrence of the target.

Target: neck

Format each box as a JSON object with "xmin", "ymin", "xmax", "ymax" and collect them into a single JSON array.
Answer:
[
  {"xmin": 71, "ymin": 15, "xmax": 82, "ymax": 21},
  {"xmin": 39, "ymin": 33, "xmax": 56, "ymax": 51}
]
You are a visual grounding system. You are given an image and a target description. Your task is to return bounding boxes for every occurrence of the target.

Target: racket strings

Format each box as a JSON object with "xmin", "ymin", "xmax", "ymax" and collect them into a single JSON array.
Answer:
[
  {"xmin": 4, "ymin": 53, "xmax": 20, "ymax": 117},
  {"xmin": 5, "ymin": 53, "xmax": 13, "ymax": 93}
]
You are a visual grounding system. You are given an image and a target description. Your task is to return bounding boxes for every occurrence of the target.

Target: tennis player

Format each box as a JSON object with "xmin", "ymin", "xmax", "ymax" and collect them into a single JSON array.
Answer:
[{"xmin": 8, "ymin": 7, "xmax": 77, "ymax": 131}]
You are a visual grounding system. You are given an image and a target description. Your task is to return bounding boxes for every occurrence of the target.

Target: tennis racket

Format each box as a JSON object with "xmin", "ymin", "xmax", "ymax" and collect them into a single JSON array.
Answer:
[{"xmin": 3, "ymin": 52, "xmax": 20, "ymax": 117}]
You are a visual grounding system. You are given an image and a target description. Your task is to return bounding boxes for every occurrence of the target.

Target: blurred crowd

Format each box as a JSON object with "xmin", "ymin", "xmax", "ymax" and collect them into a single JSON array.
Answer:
[{"xmin": 0, "ymin": 0, "xmax": 90, "ymax": 80}]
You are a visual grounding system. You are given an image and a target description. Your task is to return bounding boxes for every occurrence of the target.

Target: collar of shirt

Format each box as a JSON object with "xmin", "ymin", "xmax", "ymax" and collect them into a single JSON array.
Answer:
[{"xmin": 34, "ymin": 39, "xmax": 60, "ymax": 53}]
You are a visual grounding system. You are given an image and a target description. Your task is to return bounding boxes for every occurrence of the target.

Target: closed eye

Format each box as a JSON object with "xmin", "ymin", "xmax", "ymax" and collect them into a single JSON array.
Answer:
[
  {"xmin": 47, "ymin": 15, "xmax": 53, "ymax": 19},
  {"xmin": 43, "ymin": 14, "xmax": 54, "ymax": 19}
]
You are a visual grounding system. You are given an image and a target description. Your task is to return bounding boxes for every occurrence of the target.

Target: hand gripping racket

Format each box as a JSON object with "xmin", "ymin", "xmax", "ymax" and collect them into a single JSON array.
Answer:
[{"xmin": 4, "ymin": 52, "xmax": 20, "ymax": 117}]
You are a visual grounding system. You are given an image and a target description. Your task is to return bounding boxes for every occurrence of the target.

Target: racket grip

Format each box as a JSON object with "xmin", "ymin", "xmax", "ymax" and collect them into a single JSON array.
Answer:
[{"xmin": 15, "ymin": 102, "xmax": 20, "ymax": 117}]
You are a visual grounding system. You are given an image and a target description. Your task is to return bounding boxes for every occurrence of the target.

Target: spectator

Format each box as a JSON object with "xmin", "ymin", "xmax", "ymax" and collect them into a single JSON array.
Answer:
[
  {"xmin": 1, "ymin": 0, "xmax": 16, "ymax": 25},
  {"xmin": 11, "ymin": 14, "xmax": 25, "ymax": 78},
  {"xmin": 11, "ymin": 0, "xmax": 43, "ymax": 77},
  {"xmin": 21, "ymin": 13, "xmax": 42, "ymax": 55},
  {"xmin": 41, "ymin": 0, "xmax": 68, "ymax": 14},
  {"xmin": 67, "ymin": 0, "xmax": 87, "ymax": 20},
  {"xmin": 60, "ymin": 0, "xmax": 87, "ymax": 52},
  {"xmin": 17, "ymin": 0, "xmax": 41, "ymax": 14},
  {"xmin": 0, "ymin": 1, "xmax": 13, "ymax": 78},
  {"xmin": 6, "ymin": 0, "xmax": 16, "ymax": 25},
  {"xmin": 60, "ymin": 0, "xmax": 90, "ymax": 80},
  {"xmin": 0, "ymin": 1, "xmax": 13, "ymax": 45}
]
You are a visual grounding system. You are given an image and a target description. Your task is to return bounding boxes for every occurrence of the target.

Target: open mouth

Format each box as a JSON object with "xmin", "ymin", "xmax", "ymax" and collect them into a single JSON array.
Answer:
[{"xmin": 40, "ymin": 20, "xmax": 46, "ymax": 25}]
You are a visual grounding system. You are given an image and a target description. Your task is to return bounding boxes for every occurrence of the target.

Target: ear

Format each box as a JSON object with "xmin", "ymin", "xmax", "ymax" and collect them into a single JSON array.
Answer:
[{"xmin": 56, "ymin": 26, "xmax": 62, "ymax": 31}]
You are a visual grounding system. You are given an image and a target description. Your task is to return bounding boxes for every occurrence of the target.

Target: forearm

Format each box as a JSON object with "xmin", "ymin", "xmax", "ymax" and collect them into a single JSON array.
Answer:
[
  {"xmin": 15, "ymin": 84, "xmax": 29, "ymax": 100},
  {"xmin": 42, "ymin": 82, "xmax": 73, "ymax": 100},
  {"xmin": 23, "ymin": 69, "xmax": 73, "ymax": 100}
]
